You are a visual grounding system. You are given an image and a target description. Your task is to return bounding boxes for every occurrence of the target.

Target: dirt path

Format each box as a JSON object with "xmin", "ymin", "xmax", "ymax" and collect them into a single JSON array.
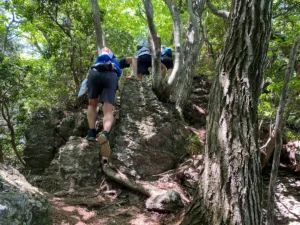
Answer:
[
  {"xmin": 263, "ymin": 169, "xmax": 300, "ymax": 224},
  {"xmin": 50, "ymin": 191, "xmax": 182, "ymax": 225}
]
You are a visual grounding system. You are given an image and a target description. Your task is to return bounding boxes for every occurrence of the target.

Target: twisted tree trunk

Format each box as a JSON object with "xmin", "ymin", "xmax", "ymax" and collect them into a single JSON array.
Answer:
[
  {"xmin": 181, "ymin": 0, "xmax": 273, "ymax": 224},
  {"xmin": 167, "ymin": 0, "xmax": 205, "ymax": 115}
]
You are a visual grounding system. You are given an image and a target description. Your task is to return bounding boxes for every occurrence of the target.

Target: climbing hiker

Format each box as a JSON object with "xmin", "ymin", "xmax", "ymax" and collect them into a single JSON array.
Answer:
[
  {"xmin": 86, "ymin": 47, "xmax": 122, "ymax": 163},
  {"xmin": 127, "ymin": 38, "xmax": 152, "ymax": 81},
  {"xmin": 127, "ymin": 38, "xmax": 167, "ymax": 80},
  {"xmin": 161, "ymin": 46, "xmax": 173, "ymax": 76}
]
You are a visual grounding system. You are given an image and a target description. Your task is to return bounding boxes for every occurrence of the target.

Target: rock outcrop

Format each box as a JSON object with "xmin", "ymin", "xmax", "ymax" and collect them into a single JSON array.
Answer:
[
  {"xmin": 0, "ymin": 163, "xmax": 51, "ymax": 225},
  {"xmin": 183, "ymin": 75, "xmax": 210, "ymax": 128},
  {"xmin": 58, "ymin": 137, "xmax": 101, "ymax": 192},
  {"xmin": 110, "ymin": 80, "xmax": 189, "ymax": 179},
  {"xmin": 23, "ymin": 108, "xmax": 88, "ymax": 173}
]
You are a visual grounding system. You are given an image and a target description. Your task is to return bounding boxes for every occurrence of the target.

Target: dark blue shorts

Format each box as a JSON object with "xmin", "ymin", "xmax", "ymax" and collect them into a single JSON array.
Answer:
[
  {"xmin": 87, "ymin": 70, "xmax": 118, "ymax": 105},
  {"xmin": 161, "ymin": 56, "xmax": 173, "ymax": 70},
  {"xmin": 137, "ymin": 54, "xmax": 152, "ymax": 75}
]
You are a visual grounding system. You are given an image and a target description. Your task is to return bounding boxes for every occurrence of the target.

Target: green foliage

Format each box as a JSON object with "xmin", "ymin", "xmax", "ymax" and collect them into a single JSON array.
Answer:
[
  {"xmin": 285, "ymin": 131, "xmax": 300, "ymax": 142},
  {"xmin": 185, "ymin": 134, "xmax": 202, "ymax": 155},
  {"xmin": 258, "ymin": 0, "xmax": 300, "ymax": 138}
]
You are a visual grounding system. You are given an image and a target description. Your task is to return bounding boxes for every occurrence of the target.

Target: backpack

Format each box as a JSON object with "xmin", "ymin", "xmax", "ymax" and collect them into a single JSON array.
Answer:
[
  {"xmin": 93, "ymin": 47, "xmax": 122, "ymax": 77},
  {"xmin": 161, "ymin": 47, "xmax": 172, "ymax": 58}
]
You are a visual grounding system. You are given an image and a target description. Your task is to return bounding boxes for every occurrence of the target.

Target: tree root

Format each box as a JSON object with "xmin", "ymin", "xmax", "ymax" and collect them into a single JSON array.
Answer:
[
  {"xmin": 102, "ymin": 163, "xmax": 185, "ymax": 212},
  {"xmin": 102, "ymin": 164, "xmax": 158, "ymax": 196}
]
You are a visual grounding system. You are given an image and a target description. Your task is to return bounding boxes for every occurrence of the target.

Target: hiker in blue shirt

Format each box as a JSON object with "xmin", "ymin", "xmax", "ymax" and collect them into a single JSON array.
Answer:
[
  {"xmin": 161, "ymin": 46, "xmax": 173, "ymax": 76},
  {"xmin": 129, "ymin": 38, "xmax": 152, "ymax": 81},
  {"xmin": 86, "ymin": 47, "xmax": 121, "ymax": 164},
  {"xmin": 127, "ymin": 38, "xmax": 168, "ymax": 80}
]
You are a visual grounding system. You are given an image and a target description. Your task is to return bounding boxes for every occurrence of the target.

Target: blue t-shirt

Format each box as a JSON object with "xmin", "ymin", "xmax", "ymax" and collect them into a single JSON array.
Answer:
[
  {"xmin": 93, "ymin": 54, "xmax": 122, "ymax": 77},
  {"xmin": 161, "ymin": 46, "xmax": 173, "ymax": 60}
]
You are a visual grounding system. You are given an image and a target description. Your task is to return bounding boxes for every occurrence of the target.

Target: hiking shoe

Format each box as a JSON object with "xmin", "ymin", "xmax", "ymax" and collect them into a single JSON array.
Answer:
[
  {"xmin": 98, "ymin": 133, "xmax": 111, "ymax": 159},
  {"xmin": 87, "ymin": 129, "xmax": 96, "ymax": 141}
]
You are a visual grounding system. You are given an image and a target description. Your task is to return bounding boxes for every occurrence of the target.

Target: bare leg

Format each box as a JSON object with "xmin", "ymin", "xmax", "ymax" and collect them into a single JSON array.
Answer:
[
  {"xmin": 102, "ymin": 102, "xmax": 114, "ymax": 132},
  {"xmin": 125, "ymin": 57, "xmax": 137, "ymax": 79},
  {"xmin": 161, "ymin": 63, "xmax": 167, "ymax": 78},
  {"xmin": 131, "ymin": 57, "xmax": 137, "ymax": 76},
  {"xmin": 87, "ymin": 99, "xmax": 98, "ymax": 129},
  {"xmin": 99, "ymin": 102, "xmax": 114, "ymax": 162}
]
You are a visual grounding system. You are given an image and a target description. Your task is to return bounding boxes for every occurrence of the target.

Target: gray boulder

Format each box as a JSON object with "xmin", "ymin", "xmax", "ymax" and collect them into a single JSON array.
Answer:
[
  {"xmin": 0, "ymin": 163, "xmax": 51, "ymax": 225},
  {"xmin": 23, "ymin": 108, "xmax": 89, "ymax": 173},
  {"xmin": 58, "ymin": 111, "xmax": 89, "ymax": 140},
  {"xmin": 111, "ymin": 80, "xmax": 189, "ymax": 179},
  {"xmin": 146, "ymin": 190, "xmax": 184, "ymax": 212},
  {"xmin": 23, "ymin": 107, "xmax": 65, "ymax": 173},
  {"xmin": 58, "ymin": 137, "xmax": 101, "ymax": 192}
]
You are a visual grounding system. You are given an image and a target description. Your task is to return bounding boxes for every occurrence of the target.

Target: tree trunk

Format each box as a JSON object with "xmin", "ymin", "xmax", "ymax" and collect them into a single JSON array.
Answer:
[
  {"xmin": 70, "ymin": 45, "xmax": 80, "ymax": 92},
  {"xmin": 266, "ymin": 34, "xmax": 300, "ymax": 225},
  {"xmin": 143, "ymin": 0, "xmax": 164, "ymax": 95},
  {"xmin": 0, "ymin": 103, "xmax": 26, "ymax": 167},
  {"xmin": 181, "ymin": 0, "xmax": 273, "ymax": 224},
  {"xmin": 90, "ymin": 0, "xmax": 105, "ymax": 49},
  {"xmin": 165, "ymin": 0, "xmax": 183, "ymax": 86},
  {"xmin": 171, "ymin": 1, "xmax": 204, "ymax": 115},
  {"xmin": 0, "ymin": 142, "xmax": 3, "ymax": 163},
  {"xmin": 144, "ymin": 0, "xmax": 204, "ymax": 113},
  {"xmin": 164, "ymin": 0, "xmax": 204, "ymax": 114},
  {"xmin": 206, "ymin": 0, "xmax": 229, "ymax": 19}
]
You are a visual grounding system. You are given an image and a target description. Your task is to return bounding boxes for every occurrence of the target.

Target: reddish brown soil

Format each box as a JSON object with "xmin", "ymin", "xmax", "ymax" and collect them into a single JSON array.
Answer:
[{"xmin": 50, "ymin": 194, "xmax": 184, "ymax": 225}]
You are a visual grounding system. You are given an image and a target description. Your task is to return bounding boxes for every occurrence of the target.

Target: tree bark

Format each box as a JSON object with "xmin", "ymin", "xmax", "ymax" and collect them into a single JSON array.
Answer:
[
  {"xmin": 164, "ymin": 0, "xmax": 204, "ymax": 115},
  {"xmin": 143, "ymin": 0, "xmax": 164, "ymax": 95},
  {"xmin": 181, "ymin": 0, "xmax": 273, "ymax": 224},
  {"xmin": 90, "ymin": 0, "xmax": 105, "ymax": 49},
  {"xmin": 172, "ymin": 0, "xmax": 205, "ymax": 116},
  {"xmin": 165, "ymin": 0, "xmax": 183, "ymax": 86},
  {"xmin": 266, "ymin": 34, "xmax": 300, "ymax": 225},
  {"xmin": 0, "ymin": 142, "xmax": 3, "ymax": 163},
  {"xmin": 206, "ymin": 0, "xmax": 229, "ymax": 19}
]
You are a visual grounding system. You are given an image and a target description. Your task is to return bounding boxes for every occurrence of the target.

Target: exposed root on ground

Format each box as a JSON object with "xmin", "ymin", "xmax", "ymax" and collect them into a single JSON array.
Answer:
[{"xmin": 102, "ymin": 163, "xmax": 187, "ymax": 212}]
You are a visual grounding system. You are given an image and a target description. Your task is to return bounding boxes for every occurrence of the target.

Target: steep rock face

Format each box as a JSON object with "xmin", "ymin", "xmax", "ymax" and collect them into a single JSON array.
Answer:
[
  {"xmin": 111, "ymin": 80, "xmax": 189, "ymax": 179},
  {"xmin": 23, "ymin": 108, "xmax": 89, "ymax": 173},
  {"xmin": 58, "ymin": 137, "xmax": 101, "ymax": 192},
  {"xmin": 23, "ymin": 108, "xmax": 65, "ymax": 173},
  {"xmin": 183, "ymin": 75, "xmax": 210, "ymax": 128},
  {"xmin": 58, "ymin": 111, "xmax": 89, "ymax": 140},
  {"xmin": 0, "ymin": 163, "xmax": 51, "ymax": 225}
]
